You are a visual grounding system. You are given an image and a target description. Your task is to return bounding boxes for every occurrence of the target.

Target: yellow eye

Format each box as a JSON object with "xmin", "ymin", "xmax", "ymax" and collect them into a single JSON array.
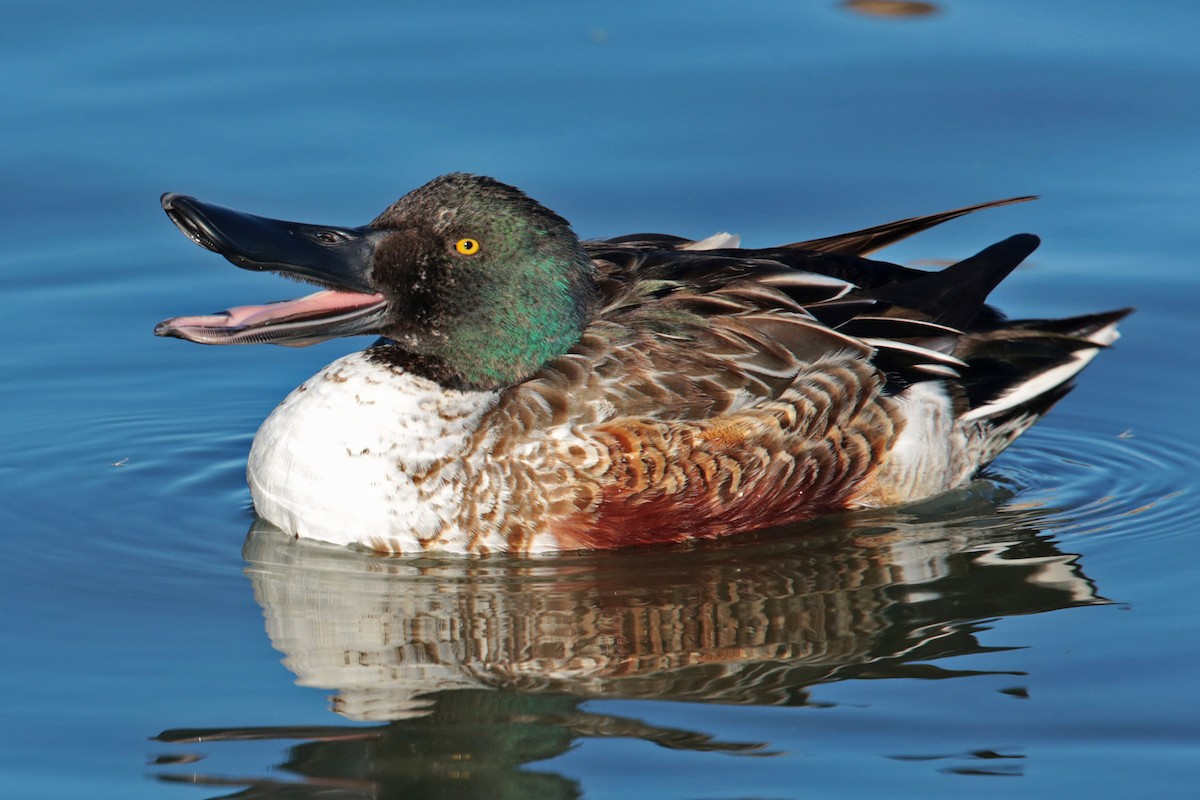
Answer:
[{"xmin": 455, "ymin": 238, "xmax": 480, "ymax": 255}]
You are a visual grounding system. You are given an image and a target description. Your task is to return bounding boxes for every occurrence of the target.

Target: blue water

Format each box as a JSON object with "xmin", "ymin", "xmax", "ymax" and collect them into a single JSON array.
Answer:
[{"xmin": 3, "ymin": 1, "xmax": 1199, "ymax": 797}]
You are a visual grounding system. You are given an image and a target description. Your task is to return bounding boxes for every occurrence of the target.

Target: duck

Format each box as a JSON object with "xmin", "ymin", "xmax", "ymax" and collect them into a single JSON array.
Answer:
[{"xmin": 156, "ymin": 173, "xmax": 1128, "ymax": 555}]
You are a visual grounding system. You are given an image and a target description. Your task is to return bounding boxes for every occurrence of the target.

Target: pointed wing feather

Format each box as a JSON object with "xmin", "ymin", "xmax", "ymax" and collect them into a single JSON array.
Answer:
[{"xmin": 785, "ymin": 196, "xmax": 1037, "ymax": 256}]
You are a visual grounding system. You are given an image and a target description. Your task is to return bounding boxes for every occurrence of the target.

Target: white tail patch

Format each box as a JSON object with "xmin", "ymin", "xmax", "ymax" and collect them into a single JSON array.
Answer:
[
  {"xmin": 860, "ymin": 382, "xmax": 971, "ymax": 505},
  {"xmin": 1085, "ymin": 319, "xmax": 1123, "ymax": 347},
  {"xmin": 961, "ymin": 321, "xmax": 1121, "ymax": 422}
]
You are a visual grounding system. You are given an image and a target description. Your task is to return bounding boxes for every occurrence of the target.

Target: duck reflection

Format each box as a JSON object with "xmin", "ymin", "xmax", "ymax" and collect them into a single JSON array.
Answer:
[{"xmin": 155, "ymin": 482, "xmax": 1102, "ymax": 798}]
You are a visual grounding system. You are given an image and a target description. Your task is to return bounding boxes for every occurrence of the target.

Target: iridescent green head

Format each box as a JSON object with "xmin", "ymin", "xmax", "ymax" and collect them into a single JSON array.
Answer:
[
  {"xmin": 367, "ymin": 174, "xmax": 599, "ymax": 389},
  {"xmin": 155, "ymin": 173, "xmax": 599, "ymax": 391}
]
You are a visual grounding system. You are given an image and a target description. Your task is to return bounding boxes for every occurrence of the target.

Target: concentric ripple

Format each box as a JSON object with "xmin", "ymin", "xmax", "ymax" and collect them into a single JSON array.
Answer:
[{"xmin": 985, "ymin": 411, "xmax": 1200, "ymax": 544}]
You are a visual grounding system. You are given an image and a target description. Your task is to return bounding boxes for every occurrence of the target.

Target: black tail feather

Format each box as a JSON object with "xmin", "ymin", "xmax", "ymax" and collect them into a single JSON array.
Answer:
[{"xmin": 860, "ymin": 234, "xmax": 1041, "ymax": 330}]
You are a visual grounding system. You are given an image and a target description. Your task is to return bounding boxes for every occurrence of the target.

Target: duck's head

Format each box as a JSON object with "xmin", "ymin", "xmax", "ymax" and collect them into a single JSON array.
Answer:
[{"xmin": 156, "ymin": 173, "xmax": 598, "ymax": 389}]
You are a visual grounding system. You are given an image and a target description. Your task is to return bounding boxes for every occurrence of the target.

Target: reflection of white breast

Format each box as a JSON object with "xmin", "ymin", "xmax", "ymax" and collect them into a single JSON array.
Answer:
[
  {"xmin": 241, "ymin": 506, "xmax": 1101, "ymax": 723},
  {"xmin": 247, "ymin": 351, "xmax": 498, "ymax": 553}
]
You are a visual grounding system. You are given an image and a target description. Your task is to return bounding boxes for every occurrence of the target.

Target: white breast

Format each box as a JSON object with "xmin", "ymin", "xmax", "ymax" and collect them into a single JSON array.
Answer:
[{"xmin": 247, "ymin": 351, "xmax": 499, "ymax": 553}]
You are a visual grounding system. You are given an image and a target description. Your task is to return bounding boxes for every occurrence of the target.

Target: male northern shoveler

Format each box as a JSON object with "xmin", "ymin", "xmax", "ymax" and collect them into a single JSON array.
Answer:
[{"xmin": 156, "ymin": 174, "xmax": 1128, "ymax": 555}]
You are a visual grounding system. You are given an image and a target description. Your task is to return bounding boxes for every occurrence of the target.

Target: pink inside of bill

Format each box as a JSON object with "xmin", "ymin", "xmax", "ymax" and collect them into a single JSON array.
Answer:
[{"xmin": 163, "ymin": 289, "xmax": 386, "ymax": 330}]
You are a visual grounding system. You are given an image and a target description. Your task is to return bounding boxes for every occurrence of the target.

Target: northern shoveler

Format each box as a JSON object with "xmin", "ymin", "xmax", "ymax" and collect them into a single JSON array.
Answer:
[{"xmin": 156, "ymin": 174, "xmax": 1128, "ymax": 554}]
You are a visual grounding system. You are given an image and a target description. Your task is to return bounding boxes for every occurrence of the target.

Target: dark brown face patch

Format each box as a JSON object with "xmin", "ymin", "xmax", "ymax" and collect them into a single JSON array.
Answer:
[{"xmin": 357, "ymin": 174, "xmax": 599, "ymax": 391}]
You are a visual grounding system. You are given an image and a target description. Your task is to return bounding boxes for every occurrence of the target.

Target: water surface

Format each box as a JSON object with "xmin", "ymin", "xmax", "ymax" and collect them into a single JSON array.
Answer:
[{"xmin": 2, "ymin": 2, "xmax": 1198, "ymax": 798}]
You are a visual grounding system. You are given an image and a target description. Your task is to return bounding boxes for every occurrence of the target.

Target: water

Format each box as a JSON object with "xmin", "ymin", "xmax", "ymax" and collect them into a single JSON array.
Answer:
[{"xmin": 3, "ymin": 1, "xmax": 1198, "ymax": 797}]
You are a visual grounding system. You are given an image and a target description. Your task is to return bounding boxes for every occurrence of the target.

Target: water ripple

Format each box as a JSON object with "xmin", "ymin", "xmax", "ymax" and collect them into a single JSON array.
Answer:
[{"xmin": 986, "ymin": 411, "xmax": 1200, "ymax": 544}]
